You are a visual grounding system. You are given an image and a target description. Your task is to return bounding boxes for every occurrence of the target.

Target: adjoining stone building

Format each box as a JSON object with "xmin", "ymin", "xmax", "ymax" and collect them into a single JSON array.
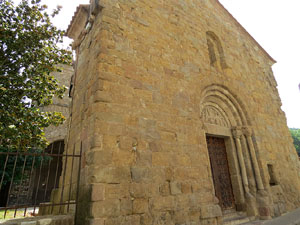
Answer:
[
  {"xmin": 43, "ymin": 65, "xmax": 73, "ymax": 145},
  {"xmin": 60, "ymin": 0, "xmax": 300, "ymax": 224},
  {"xmin": 36, "ymin": 65, "xmax": 73, "ymax": 204}
]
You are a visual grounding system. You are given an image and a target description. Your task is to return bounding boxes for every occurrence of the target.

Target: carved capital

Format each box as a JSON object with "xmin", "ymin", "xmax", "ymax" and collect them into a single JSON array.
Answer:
[
  {"xmin": 242, "ymin": 127, "xmax": 253, "ymax": 137},
  {"xmin": 232, "ymin": 127, "xmax": 243, "ymax": 139}
]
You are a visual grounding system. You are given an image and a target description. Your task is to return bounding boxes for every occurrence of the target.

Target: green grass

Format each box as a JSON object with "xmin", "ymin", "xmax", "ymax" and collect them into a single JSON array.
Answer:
[{"xmin": 0, "ymin": 209, "xmax": 28, "ymax": 220}]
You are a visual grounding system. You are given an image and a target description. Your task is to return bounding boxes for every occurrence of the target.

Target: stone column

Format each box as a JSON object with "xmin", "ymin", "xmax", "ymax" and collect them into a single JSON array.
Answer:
[
  {"xmin": 243, "ymin": 127, "xmax": 264, "ymax": 191},
  {"xmin": 240, "ymin": 135, "xmax": 257, "ymax": 194},
  {"xmin": 232, "ymin": 128, "xmax": 250, "ymax": 194}
]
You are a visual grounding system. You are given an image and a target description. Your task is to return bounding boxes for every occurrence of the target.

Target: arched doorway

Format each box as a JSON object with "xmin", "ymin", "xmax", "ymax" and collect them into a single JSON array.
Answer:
[
  {"xmin": 32, "ymin": 140, "xmax": 64, "ymax": 205},
  {"xmin": 200, "ymin": 84, "xmax": 267, "ymax": 216}
]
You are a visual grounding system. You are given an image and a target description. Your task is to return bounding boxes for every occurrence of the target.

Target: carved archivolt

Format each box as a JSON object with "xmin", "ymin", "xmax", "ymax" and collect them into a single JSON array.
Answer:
[
  {"xmin": 202, "ymin": 105, "xmax": 229, "ymax": 127},
  {"xmin": 200, "ymin": 85, "xmax": 250, "ymax": 127}
]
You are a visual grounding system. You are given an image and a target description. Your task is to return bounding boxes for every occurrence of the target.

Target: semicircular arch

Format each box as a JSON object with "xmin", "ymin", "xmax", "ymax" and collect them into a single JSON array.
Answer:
[{"xmin": 200, "ymin": 84, "xmax": 251, "ymax": 128}]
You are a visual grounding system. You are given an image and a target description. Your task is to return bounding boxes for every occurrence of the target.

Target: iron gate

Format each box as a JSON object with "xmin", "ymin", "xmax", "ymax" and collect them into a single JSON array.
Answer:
[{"xmin": 0, "ymin": 142, "xmax": 82, "ymax": 220}]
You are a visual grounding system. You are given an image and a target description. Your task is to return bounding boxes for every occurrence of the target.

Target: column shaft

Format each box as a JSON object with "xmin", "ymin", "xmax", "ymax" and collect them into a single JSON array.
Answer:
[
  {"xmin": 234, "ymin": 136, "xmax": 250, "ymax": 193},
  {"xmin": 246, "ymin": 135, "xmax": 264, "ymax": 190}
]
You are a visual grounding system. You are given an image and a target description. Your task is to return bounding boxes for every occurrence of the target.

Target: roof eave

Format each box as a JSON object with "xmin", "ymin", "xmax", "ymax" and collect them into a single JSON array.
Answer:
[{"xmin": 65, "ymin": 4, "xmax": 89, "ymax": 40}]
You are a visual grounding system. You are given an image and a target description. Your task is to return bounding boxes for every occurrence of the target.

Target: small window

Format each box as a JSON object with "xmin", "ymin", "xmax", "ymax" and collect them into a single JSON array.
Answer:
[
  {"xmin": 206, "ymin": 31, "xmax": 228, "ymax": 69},
  {"xmin": 267, "ymin": 164, "xmax": 278, "ymax": 186}
]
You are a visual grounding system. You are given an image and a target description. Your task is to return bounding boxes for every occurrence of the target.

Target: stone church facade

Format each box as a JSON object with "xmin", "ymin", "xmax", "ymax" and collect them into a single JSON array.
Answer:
[{"xmin": 62, "ymin": 0, "xmax": 300, "ymax": 224}]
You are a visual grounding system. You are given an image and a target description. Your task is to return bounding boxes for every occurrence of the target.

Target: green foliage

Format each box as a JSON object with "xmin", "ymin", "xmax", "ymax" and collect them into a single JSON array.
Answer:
[
  {"xmin": 0, "ymin": 146, "xmax": 50, "ymax": 186},
  {"xmin": 290, "ymin": 128, "xmax": 300, "ymax": 156},
  {"xmin": 0, "ymin": 0, "xmax": 72, "ymax": 151}
]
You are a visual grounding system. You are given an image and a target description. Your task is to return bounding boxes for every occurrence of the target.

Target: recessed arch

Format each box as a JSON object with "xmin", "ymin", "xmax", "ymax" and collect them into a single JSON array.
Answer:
[
  {"xmin": 206, "ymin": 31, "xmax": 228, "ymax": 69},
  {"xmin": 32, "ymin": 140, "xmax": 64, "ymax": 205},
  {"xmin": 200, "ymin": 84, "xmax": 251, "ymax": 127},
  {"xmin": 200, "ymin": 84, "xmax": 264, "ymax": 214}
]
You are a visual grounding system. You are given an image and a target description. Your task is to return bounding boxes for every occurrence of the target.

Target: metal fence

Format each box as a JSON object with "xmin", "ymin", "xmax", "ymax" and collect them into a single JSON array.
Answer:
[{"xmin": 0, "ymin": 141, "xmax": 82, "ymax": 220}]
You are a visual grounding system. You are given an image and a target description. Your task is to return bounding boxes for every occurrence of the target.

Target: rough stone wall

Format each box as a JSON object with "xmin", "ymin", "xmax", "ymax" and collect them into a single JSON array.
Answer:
[
  {"xmin": 7, "ymin": 171, "xmax": 34, "ymax": 206},
  {"xmin": 42, "ymin": 64, "xmax": 73, "ymax": 144},
  {"xmin": 65, "ymin": 0, "xmax": 300, "ymax": 224}
]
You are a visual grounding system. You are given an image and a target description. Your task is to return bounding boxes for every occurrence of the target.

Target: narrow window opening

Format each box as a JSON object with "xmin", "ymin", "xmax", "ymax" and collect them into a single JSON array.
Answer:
[
  {"xmin": 206, "ymin": 31, "xmax": 228, "ymax": 69},
  {"xmin": 267, "ymin": 164, "xmax": 278, "ymax": 186}
]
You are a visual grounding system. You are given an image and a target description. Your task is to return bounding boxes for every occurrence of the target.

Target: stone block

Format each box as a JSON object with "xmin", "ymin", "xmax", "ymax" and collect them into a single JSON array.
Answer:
[
  {"xmin": 91, "ymin": 183, "xmax": 105, "ymax": 201},
  {"xmin": 94, "ymin": 167, "xmax": 131, "ymax": 183},
  {"xmin": 181, "ymin": 183, "xmax": 192, "ymax": 194},
  {"xmin": 136, "ymin": 150, "xmax": 152, "ymax": 166},
  {"xmin": 164, "ymin": 167, "xmax": 174, "ymax": 181},
  {"xmin": 151, "ymin": 196, "xmax": 175, "ymax": 211},
  {"xmin": 113, "ymin": 149, "xmax": 135, "ymax": 166},
  {"xmin": 151, "ymin": 168, "xmax": 166, "ymax": 182},
  {"xmin": 189, "ymin": 194, "xmax": 203, "ymax": 210},
  {"xmin": 173, "ymin": 210, "xmax": 189, "ymax": 224},
  {"xmin": 118, "ymin": 136, "xmax": 134, "ymax": 150},
  {"xmin": 21, "ymin": 222, "xmax": 37, "ymax": 225},
  {"xmin": 104, "ymin": 215, "xmax": 140, "ymax": 225},
  {"xmin": 91, "ymin": 79, "xmax": 104, "ymax": 94},
  {"xmin": 174, "ymin": 154, "xmax": 191, "ymax": 166},
  {"xmin": 138, "ymin": 117, "xmax": 157, "ymax": 128},
  {"xmin": 125, "ymin": 215, "xmax": 141, "ymax": 225},
  {"xmin": 200, "ymin": 204, "xmax": 222, "ymax": 219},
  {"xmin": 201, "ymin": 218, "xmax": 218, "ymax": 225},
  {"xmin": 95, "ymin": 112, "xmax": 123, "ymax": 123},
  {"xmin": 91, "ymin": 199, "xmax": 120, "ymax": 217},
  {"xmin": 133, "ymin": 198, "xmax": 149, "ymax": 214},
  {"xmin": 86, "ymin": 150, "xmax": 112, "ymax": 166},
  {"xmin": 37, "ymin": 219, "xmax": 52, "ymax": 225},
  {"xmin": 90, "ymin": 135, "xmax": 103, "ymax": 149},
  {"xmin": 107, "ymin": 123, "xmax": 125, "ymax": 136},
  {"xmin": 258, "ymin": 206, "xmax": 272, "ymax": 219},
  {"xmin": 87, "ymin": 218, "xmax": 105, "ymax": 225},
  {"xmin": 103, "ymin": 217, "xmax": 121, "ymax": 225},
  {"xmin": 130, "ymin": 183, "xmax": 153, "ymax": 198},
  {"xmin": 149, "ymin": 142, "xmax": 162, "ymax": 152},
  {"xmin": 102, "ymin": 135, "xmax": 118, "ymax": 148},
  {"xmin": 176, "ymin": 195, "xmax": 190, "ymax": 210},
  {"xmin": 189, "ymin": 210, "xmax": 201, "ymax": 223},
  {"xmin": 170, "ymin": 181, "xmax": 182, "ymax": 195},
  {"xmin": 153, "ymin": 212, "xmax": 173, "ymax": 224},
  {"xmin": 159, "ymin": 181, "xmax": 170, "ymax": 196},
  {"xmin": 94, "ymin": 90, "xmax": 112, "ymax": 103},
  {"xmin": 140, "ymin": 213, "xmax": 153, "ymax": 225},
  {"xmin": 121, "ymin": 198, "xmax": 133, "ymax": 215},
  {"xmin": 105, "ymin": 183, "xmax": 129, "ymax": 199},
  {"xmin": 152, "ymin": 152, "xmax": 174, "ymax": 166},
  {"xmin": 130, "ymin": 167, "xmax": 151, "ymax": 182}
]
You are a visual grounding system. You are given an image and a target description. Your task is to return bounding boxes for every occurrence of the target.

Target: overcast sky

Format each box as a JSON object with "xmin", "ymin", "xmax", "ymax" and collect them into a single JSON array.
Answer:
[{"xmin": 44, "ymin": 0, "xmax": 300, "ymax": 128}]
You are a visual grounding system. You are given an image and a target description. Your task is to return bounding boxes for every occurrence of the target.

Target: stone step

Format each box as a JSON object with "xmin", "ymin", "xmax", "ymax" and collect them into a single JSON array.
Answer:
[
  {"xmin": 223, "ymin": 211, "xmax": 255, "ymax": 225},
  {"xmin": 223, "ymin": 211, "xmax": 247, "ymax": 220},
  {"xmin": 223, "ymin": 216, "xmax": 251, "ymax": 225},
  {"xmin": 239, "ymin": 220, "xmax": 265, "ymax": 225}
]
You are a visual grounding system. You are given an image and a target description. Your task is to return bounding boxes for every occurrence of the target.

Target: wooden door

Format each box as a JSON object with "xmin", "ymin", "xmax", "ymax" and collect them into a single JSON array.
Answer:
[{"xmin": 206, "ymin": 136, "xmax": 235, "ymax": 210}]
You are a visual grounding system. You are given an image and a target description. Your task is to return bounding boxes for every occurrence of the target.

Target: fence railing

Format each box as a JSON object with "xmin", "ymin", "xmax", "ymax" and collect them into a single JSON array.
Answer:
[{"xmin": 0, "ymin": 141, "xmax": 82, "ymax": 220}]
